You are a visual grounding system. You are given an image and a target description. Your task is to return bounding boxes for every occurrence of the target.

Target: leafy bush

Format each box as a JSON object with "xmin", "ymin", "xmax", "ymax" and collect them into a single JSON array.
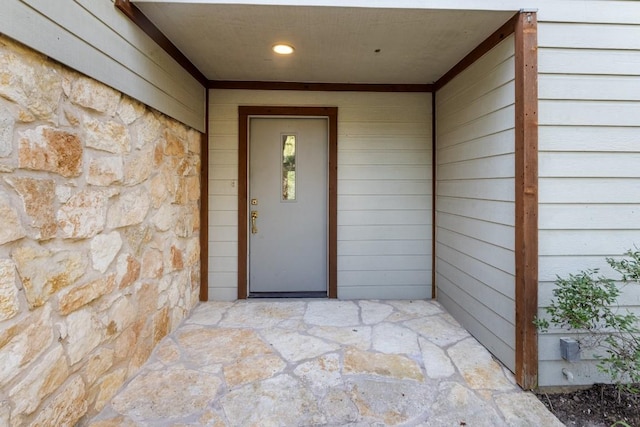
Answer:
[{"xmin": 535, "ymin": 249, "xmax": 640, "ymax": 393}]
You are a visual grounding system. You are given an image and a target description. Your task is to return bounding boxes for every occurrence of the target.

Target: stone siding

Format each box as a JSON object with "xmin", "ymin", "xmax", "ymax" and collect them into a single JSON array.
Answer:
[{"xmin": 0, "ymin": 35, "xmax": 201, "ymax": 425}]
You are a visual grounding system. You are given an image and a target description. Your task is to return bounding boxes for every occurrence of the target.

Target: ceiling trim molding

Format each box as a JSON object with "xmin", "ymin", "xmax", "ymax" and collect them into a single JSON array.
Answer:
[
  {"xmin": 210, "ymin": 80, "xmax": 434, "ymax": 92},
  {"xmin": 434, "ymin": 12, "xmax": 519, "ymax": 91},
  {"xmin": 114, "ymin": 0, "xmax": 208, "ymax": 86}
]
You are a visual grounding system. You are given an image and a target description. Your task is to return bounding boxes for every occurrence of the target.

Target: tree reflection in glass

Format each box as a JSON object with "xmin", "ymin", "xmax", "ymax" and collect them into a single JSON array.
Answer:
[{"xmin": 282, "ymin": 135, "xmax": 296, "ymax": 200}]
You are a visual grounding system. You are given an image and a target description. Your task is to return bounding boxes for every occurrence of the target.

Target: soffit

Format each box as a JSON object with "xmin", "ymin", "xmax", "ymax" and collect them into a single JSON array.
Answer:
[{"xmin": 134, "ymin": 2, "xmax": 515, "ymax": 84}]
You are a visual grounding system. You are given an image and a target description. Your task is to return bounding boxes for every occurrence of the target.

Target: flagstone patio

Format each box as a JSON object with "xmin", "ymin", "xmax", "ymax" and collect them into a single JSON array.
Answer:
[{"xmin": 88, "ymin": 300, "xmax": 562, "ymax": 426}]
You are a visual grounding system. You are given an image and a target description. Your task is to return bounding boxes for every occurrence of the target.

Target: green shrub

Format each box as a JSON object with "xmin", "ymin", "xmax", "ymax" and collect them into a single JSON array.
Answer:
[{"xmin": 535, "ymin": 249, "xmax": 640, "ymax": 393}]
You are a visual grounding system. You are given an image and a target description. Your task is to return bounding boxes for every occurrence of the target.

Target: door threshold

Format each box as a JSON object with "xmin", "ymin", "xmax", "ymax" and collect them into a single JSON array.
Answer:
[{"xmin": 248, "ymin": 291, "xmax": 327, "ymax": 299}]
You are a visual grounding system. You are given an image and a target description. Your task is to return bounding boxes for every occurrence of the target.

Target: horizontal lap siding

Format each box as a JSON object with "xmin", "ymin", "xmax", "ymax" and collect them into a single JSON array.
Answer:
[
  {"xmin": 436, "ymin": 36, "xmax": 516, "ymax": 372},
  {"xmin": 208, "ymin": 90, "xmax": 432, "ymax": 300},
  {"xmin": 2, "ymin": 0, "xmax": 205, "ymax": 131},
  {"xmin": 538, "ymin": 13, "xmax": 640, "ymax": 386}
]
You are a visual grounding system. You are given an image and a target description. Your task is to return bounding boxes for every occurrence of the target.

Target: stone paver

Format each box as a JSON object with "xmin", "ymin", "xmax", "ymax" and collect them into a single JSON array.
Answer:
[{"xmin": 90, "ymin": 300, "xmax": 563, "ymax": 426}]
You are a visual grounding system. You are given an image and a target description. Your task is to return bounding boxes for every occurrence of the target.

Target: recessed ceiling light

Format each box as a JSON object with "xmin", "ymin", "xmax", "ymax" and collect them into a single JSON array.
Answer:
[{"xmin": 272, "ymin": 44, "xmax": 295, "ymax": 55}]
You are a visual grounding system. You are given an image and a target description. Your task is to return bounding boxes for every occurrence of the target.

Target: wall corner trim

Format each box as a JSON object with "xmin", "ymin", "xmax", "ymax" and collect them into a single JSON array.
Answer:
[{"xmin": 514, "ymin": 10, "xmax": 539, "ymax": 390}]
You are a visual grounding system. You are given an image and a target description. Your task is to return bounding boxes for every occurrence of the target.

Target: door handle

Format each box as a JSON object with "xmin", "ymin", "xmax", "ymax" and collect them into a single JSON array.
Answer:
[{"xmin": 251, "ymin": 211, "xmax": 258, "ymax": 234}]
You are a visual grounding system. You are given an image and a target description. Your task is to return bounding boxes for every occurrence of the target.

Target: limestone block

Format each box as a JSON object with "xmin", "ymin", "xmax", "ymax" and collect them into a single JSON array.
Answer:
[
  {"xmin": 91, "ymin": 231, "xmax": 122, "ymax": 273},
  {"xmin": 55, "ymin": 185, "xmax": 74, "ymax": 203},
  {"xmin": 224, "ymin": 354, "xmax": 286, "ymax": 388},
  {"xmin": 0, "ymin": 305, "xmax": 53, "ymax": 387},
  {"xmin": 107, "ymin": 296, "xmax": 136, "ymax": 334},
  {"xmin": 123, "ymin": 144, "xmax": 154, "ymax": 185},
  {"xmin": 151, "ymin": 203, "xmax": 173, "ymax": 231},
  {"xmin": 69, "ymin": 75, "xmax": 120, "ymax": 115},
  {"xmin": 65, "ymin": 308, "xmax": 104, "ymax": 365},
  {"xmin": 164, "ymin": 116, "xmax": 188, "ymax": 141},
  {"xmin": 261, "ymin": 328, "xmax": 339, "ymax": 362},
  {"xmin": 173, "ymin": 207, "xmax": 195, "ymax": 237},
  {"xmin": 164, "ymin": 130, "xmax": 186, "ymax": 157},
  {"xmin": 0, "ymin": 37, "xmax": 62, "ymax": 121},
  {"xmin": 5, "ymin": 176, "xmax": 57, "ymax": 240},
  {"xmin": 84, "ymin": 116, "xmax": 131, "ymax": 154},
  {"xmin": 0, "ymin": 104, "xmax": 14, "ymax": 157},
  {"xmin": 115, "ymin": 253, "xmax": 140, "ymax": 289},
  {"xmin": 0, "ymin": 258, "xmax": 19, "ymax": 321},
  {"xmin": 12, "ymin": 244, "xmax": 87, "ymax": 308},
  {"xmin": 134, "ymin": 283, "xmax": 159, "ymax": 319},
  {"xmin": 149, "ymin": 173, "xmax": 168, "ymax": 208},
  {"xmin": 188, "ymin": 129, "xmax": 202, "ymax": 154},
  {"xmin": 191, "ymin": 203, "xmax": 200, "ymax": 231},
  {"xmin": 419, "ymin": 337, "xmax": 455, "ymax": 379},
  {"xmin": 18, "ymin": 126, "xmax": 82, "ymax": 177},
  {"xmin": 113, "ymin": 327, "xmax": 136, "ymax": 361},
  {"xmin": 121, "ymin": 225, "xmax": 152, "ymax": 256},
  {"xmin": 307, "ymin": 325, "xmax": 371, "ymax": 351},
  {"xmin": 9, "ymin": 345, "xmax": 69, "ymax": 419},
  {"xmin": 57, "ymin": 189, "xmax": 109, "ymax": 239},
  {"xmin": 30, "ymin": 376, "xmax": 88, "ymax": 427},
  {"xmin": 133, "ymin": 111, "xmax": 163, "ymax": 149},
  {"xmin": 293, "ymin": 353, "xmax": 341, "ymax": 393},
  {"xmin": 344, "ymin": 347, "xmax": 424, "ymax": 381},
  {"xmin": 447, "ymin": 338, "xmax": 516, "ymax": 391},
  {"xmin": 94, "ymin": 368, "xmax": 127, "ymax": 412},
  {"xmin": 58, "ymin": 274, "xmax": 116, "ymax": 315},
  {"xmin": 153, "ymin": 143, "xmax": 163, "ymax": 167},
  {"xmin": 111, "ymin": 368, "xmax": 222, "ymax": 420},
  {"xmin": 170, "ymin": 245, "xmax": 184, "ymax": 271},
  {"xmin": 117, "ymin": 97, "xmax": 145, "ymax": 125},
  {"xmin": 359, "ymin": 300, "xmax": 394, "ymax": 325},
  {"xmin": 372, "ymin": 322, "xmax": 420, "ymax": 355},
  {"xmin": 141, "ymin": 248, "xmax": 163, "ymax": 279},
  {"xmin": 423, "ymin": 381, "xmax": 503, "ymax": 426},
  {"xmin": 174, "ymin": 176, "xmax": 200, "ymax": 205},
  {"xmin": 0, "ymin": 400, "xmax": 9, "ymax": 427},
  {"xmin": 186, "ymin": 176, "xmax": 200, "ymax": 202},
  {"xmin": 63, "ymin": 107, "xmax": 81, "ymax": 127},
  {"xmin": 106, "ymin": 189, "xmax": 150, "ymax": 229},
  {"xmin": 347, "ymin": 377, "xmax": 434, "ymax": 426},
  {"xmin": 177, "ymin": 154, "xmax": 200, "ymax": 177},
  {"xmin": 305, "ymin": 300, "xmax": 360, "ymax": 327},
  {"xmin": 128, "ymin": 334, "xmax": 153, "ymax": 375},
  {"xmin": 152, "ymin": 307, "xmax": 170, "ymax": 346},
  {"xmin": 221, "ymin": 375, "xmax": 324, "ymax": 426},
  {"xmin": 185, "ymin": 238, "xmax": 200, "ymax": 267},
  {"xmin": 87, "ymin": 157, "xmax": 123, "ymax": 186},
  {"xmin": 85, "ymin": 348, "xmax": 115, "ymax": 386}
]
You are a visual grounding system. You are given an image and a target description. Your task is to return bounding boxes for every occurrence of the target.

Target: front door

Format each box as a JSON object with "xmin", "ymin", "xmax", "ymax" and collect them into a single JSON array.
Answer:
[{"xmin": 248, "ymin": 118, "xmax": 328, "ymax": 295}]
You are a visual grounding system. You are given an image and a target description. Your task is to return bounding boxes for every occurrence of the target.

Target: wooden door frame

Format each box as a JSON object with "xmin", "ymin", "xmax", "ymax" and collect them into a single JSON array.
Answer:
[{"xmin": 237, "ymin": 106, "xmax": 338, "ymax": 299}]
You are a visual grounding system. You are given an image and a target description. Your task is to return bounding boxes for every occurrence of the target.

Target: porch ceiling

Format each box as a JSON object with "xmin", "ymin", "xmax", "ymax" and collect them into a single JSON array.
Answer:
[{"xmin": 133, "ymin": 2, "xmax": 515, "ymax": 84}]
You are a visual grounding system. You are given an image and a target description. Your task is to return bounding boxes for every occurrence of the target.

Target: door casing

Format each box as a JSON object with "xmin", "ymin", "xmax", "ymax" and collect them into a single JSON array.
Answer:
[{"xmin": 237, "ymin": 106, "xmax": 338, "ymax": 299}]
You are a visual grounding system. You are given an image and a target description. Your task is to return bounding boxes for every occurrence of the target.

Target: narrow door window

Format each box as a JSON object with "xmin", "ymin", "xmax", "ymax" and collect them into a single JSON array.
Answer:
[{"xmin": 282, "ymin": 134, "xmax": 296, "ymax": 201}]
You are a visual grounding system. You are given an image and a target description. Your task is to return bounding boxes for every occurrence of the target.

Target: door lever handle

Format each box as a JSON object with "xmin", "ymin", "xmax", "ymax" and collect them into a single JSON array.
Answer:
[{"xmin": 251, "ymin": 211, "xmax": 258, "ymax": 234}]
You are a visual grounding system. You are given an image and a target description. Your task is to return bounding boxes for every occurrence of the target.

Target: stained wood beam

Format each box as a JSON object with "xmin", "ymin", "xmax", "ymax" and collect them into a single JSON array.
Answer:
[{"xmin": 514, "ymin": 10, "xmax": 539, "ymax": 390}]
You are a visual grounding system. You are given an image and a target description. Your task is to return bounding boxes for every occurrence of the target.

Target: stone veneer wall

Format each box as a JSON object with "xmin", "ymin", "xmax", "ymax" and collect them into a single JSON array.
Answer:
[{"xmin": 0, "ymin": 36, "xmax": 201, "ymax": 425}]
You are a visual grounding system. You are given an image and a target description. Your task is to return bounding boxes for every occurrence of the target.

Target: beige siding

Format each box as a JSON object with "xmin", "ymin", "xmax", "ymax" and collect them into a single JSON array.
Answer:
[
  {"xmin": 208, "ymin": 90, "xmax": 432, "ymax": 300},
  {"xmin": 2, "ymin": 0, "xmax": 205, "ymax": 131},
  {"xmin": 537, "ymin": 11, "xmax": 640, "ymax": 386},
  {"xmin": 435, "ymin": 36, "xmax": 516, "ymax": 371}
]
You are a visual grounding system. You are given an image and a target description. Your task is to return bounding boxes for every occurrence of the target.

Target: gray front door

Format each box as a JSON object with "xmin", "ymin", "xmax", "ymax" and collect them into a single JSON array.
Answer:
[{"xmin": 249, "ymin": 118, "xmax": 328, "ymax": 294}]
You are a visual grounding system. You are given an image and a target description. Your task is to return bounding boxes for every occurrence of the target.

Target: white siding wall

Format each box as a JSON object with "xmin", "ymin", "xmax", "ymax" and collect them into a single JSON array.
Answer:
[
  {"xmin": 208, "ymin": 90, "xmax": 432, "ymax": 301},
  {"xmin": 2, "ymin": 0, "xmax": 205, "ymax": 131},
  {"xmin": 435, "ymin": 36, "xmax": 516, "ymax": 371},
  {"xmin": 537, "ymin": 4, "xmax": 640, "ymax": 387}
]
